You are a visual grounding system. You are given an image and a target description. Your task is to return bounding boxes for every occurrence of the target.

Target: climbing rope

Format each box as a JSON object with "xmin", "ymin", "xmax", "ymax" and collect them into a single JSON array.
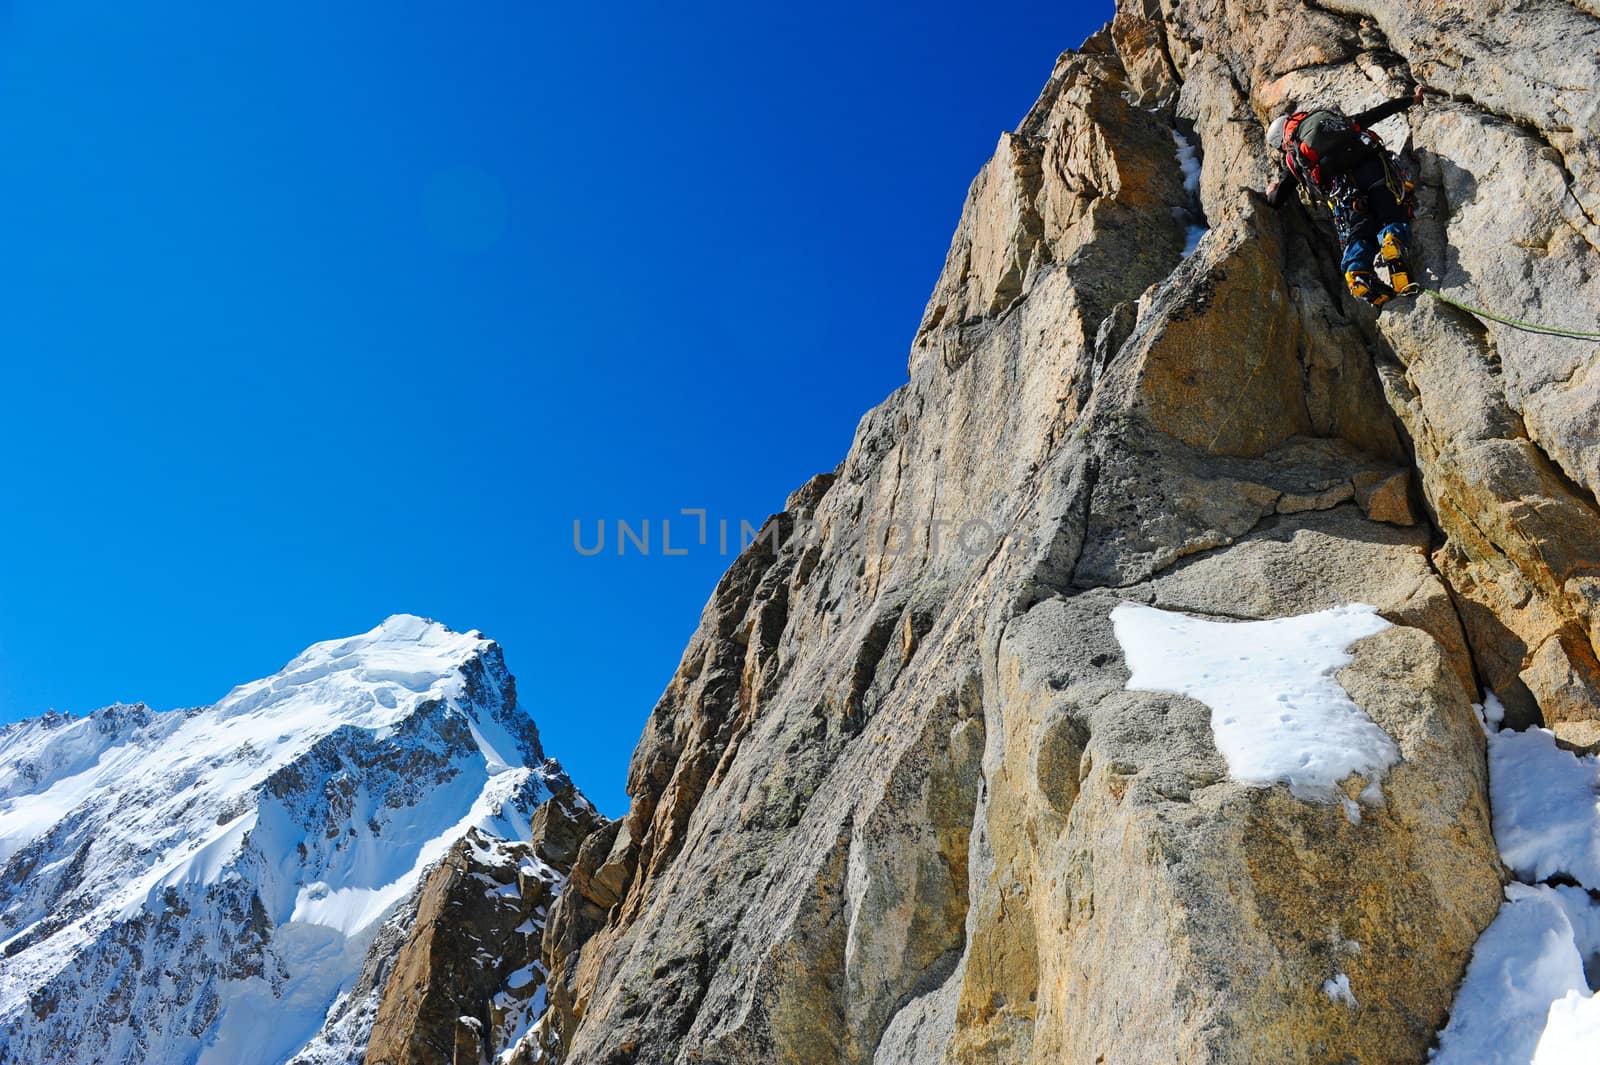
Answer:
[{"xmin": 1423, "ymin": 288, "xmax": 1600, "ymax": 341}]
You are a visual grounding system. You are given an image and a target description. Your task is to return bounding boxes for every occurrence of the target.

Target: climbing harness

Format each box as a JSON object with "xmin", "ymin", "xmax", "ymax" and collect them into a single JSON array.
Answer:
[
  {"xmin": 1423, "ymin": 289, "xmax": 1600, "ymax": 341},
  {"xmin": 1380, "ymin": 153, "xmax": 1414, "ymax": 217}
]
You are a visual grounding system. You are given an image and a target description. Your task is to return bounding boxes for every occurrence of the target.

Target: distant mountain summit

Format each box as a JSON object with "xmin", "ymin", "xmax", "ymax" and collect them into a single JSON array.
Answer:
[{"xmin": 0, "ymin": 615, "xmax": 598, "ymax": 1065}]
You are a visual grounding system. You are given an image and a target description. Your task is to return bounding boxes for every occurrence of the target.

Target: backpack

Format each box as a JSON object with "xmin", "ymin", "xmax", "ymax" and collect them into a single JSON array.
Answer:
[{"xmin": 1283, "ymin": 109, "xmax": 1380, "ymax": 191}]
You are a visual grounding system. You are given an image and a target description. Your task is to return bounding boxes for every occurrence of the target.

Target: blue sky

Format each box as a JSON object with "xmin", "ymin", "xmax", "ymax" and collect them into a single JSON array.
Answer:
[{"xmin": 0, "ymin": 2, "xmax": 1109, "ymax": 815}]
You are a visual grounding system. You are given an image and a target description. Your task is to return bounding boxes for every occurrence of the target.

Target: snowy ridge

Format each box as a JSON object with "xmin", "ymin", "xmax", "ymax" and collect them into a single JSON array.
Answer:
[{"xmin": 0, "ymin": 615, "xmax": 568, "ymax": 1065}]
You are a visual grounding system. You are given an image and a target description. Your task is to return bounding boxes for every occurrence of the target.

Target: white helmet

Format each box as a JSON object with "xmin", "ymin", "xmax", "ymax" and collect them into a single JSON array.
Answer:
[{"xmin": 1267, "ymin": 114, "xmax": 1289, "ymax": 152}]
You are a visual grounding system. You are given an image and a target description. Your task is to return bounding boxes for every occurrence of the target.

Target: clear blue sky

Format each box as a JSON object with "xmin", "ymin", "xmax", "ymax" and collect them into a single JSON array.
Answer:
[{"xmin": 0, "ymin": 2, "xmax": 1109, "ymax": 816}]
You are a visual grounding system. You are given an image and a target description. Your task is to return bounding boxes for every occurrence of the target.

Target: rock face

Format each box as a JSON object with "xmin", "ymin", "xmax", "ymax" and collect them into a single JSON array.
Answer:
[
  {"xmin": 361, "ymin": 789, "xmax": 600, "ymax": 1065},
  {"xmin": 0, "ymin": 616, "xmax": 597, "ymax": 1065},
  {"xmin": 532, "ymin": 1, "xmax": 1600, "ymax": 1062}
]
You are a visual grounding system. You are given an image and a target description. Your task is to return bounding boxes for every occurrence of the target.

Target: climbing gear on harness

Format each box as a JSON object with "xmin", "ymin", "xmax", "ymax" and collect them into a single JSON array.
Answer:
[
  {"xmin": 1424, "ymin": 289, "xmax": 1600, "ymax": 340},
  {"xmin": 1380, "ymin": 153, "xmax": 1416, "ymax": 218},
  {"xmin": 1267, "ymin": 94, "xmax": 1429, "ymax": 310},
  {"xmin": 1380, "ymin": 230, "xmax": 1419, "ymax": 296},
  {"xmin": 1346, "ymin": 268, "xmax": 1394, "ymax": 307}
]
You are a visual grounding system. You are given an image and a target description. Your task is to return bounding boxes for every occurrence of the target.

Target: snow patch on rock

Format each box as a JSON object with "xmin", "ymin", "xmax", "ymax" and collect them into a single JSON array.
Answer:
[
  {"xmin": 1322, "ymin": 973, "xmax": 1357, "ymax": 1006},
  {"xmin": 1112, "ymin": 601, "xmax": 1397, "ymax": 803},
  {"xmin": 1487, "ymin": 725, "xmax": 1600, "ymax": 888},
  {"xmin": 1534, "ymin": 988, "xmax": 1600, "ymax": 1064},
  {"xmin": 1433, "ymin": 883, "xmax": 1598, "ymax": 1065}
]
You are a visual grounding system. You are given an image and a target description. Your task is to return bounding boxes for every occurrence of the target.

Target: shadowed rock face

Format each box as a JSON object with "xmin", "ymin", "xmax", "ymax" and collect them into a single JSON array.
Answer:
[{"xmin": 525, "ymin": 1, "xmax": 1599, "ymax": 1062}]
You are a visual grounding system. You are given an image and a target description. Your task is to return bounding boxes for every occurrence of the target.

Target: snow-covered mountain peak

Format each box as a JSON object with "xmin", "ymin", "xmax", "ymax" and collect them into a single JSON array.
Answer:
[
  {"xmin": 0, "ymin": 616, "xmax": 577, "ymax": 1065},
  {"xmin": 215, "ymin": 612, "xmax": 492, "ymax": 725}
]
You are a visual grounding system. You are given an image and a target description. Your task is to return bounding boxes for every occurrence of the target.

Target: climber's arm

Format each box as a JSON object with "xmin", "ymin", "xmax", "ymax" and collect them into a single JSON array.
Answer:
[
  {"xmin": 1349, "ymin": 84, "xmax": 1427, "ymax": 129},
  {"xmin": 1265, "ymin": 164, "xmax": 1298, "ymax": 207}
]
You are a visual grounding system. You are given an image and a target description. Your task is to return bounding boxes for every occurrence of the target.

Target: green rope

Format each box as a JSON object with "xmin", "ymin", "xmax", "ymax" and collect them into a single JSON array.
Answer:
[{"xmin": 1424, "ymin": 288, "xmax": 1600, "ymax": 341}]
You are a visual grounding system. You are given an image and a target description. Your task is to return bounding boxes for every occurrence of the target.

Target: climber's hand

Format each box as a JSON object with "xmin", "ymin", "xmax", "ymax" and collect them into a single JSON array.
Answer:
[
  {"xmin": 1265, "ymin": 179, "xmax": 1282, "ymax": 204},
  {"xmin": 1413, "ymin": 83, "xmax": 1427, "ymax": 105}
]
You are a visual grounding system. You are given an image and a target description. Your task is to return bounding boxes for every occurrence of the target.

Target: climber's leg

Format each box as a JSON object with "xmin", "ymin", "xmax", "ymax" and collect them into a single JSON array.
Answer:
[
  {"xmin": 1339, "ymin": 211, "xmax": 1392, "ymax": 307},
  {"xmin": 1367, "ymin": 160, "xmax": 1419, "ymax": 296},
  {"xmin": 1378, "ymin": 223, "xmax": 1418, "ymax": 295}
]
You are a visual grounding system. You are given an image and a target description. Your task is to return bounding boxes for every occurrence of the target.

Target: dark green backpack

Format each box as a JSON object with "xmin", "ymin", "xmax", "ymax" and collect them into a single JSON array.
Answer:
[{"xmin": 1284, "ymin": 109, "xmax": 1372, "ymax": 189}]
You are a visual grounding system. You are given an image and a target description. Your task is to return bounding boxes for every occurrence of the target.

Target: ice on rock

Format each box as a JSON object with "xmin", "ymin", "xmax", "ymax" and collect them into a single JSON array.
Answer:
[{"xmin": 1171, "ymin": 128, "xmax": 1208, "ymax": 256}]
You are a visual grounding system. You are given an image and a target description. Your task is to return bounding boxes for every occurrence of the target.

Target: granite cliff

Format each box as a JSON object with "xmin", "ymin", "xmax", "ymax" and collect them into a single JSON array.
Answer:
[{"xmin": 527, "ymin": 0, "xmax": 1600, "ymax": 1062}]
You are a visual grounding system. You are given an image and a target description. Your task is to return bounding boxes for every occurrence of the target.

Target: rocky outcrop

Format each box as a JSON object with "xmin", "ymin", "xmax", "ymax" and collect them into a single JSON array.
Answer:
[
  {"xmin": 362, "ymin": 788, "xmax": 601, "ymax": 1065},
  {"xmin": 1231, "ymin": 0, "xmax": 1600, "ymax": 741},
  {"xmin": 532, "ymin": 1, "xmax": 1598, "ymax": 1062},
  {"xmin": 944, "ymin": 512, "xmax": 1499, "ymax": 1065}
]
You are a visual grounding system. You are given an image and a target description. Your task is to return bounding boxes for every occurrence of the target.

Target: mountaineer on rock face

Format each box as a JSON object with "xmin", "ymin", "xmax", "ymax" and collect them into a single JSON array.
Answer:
[{"xmin": 1265, "ymin": 84, "xmax": 1427, "ymax": 308}]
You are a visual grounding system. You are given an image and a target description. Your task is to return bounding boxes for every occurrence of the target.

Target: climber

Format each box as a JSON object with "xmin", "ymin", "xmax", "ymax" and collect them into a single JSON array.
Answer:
[{"xmin": 1265, "ymin": 84, "xmax": 1427, "ymax": 308}]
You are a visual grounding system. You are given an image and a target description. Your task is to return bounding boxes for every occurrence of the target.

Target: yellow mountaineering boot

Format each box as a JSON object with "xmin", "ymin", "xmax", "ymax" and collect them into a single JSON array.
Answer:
[
  {"xmin": 1380, "ymin": 230, "xmax": 1419, "ymax": 296},
  {"xmin": 1346, "ymin": 268, "xmax": 1394, "ymax": 307}
]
